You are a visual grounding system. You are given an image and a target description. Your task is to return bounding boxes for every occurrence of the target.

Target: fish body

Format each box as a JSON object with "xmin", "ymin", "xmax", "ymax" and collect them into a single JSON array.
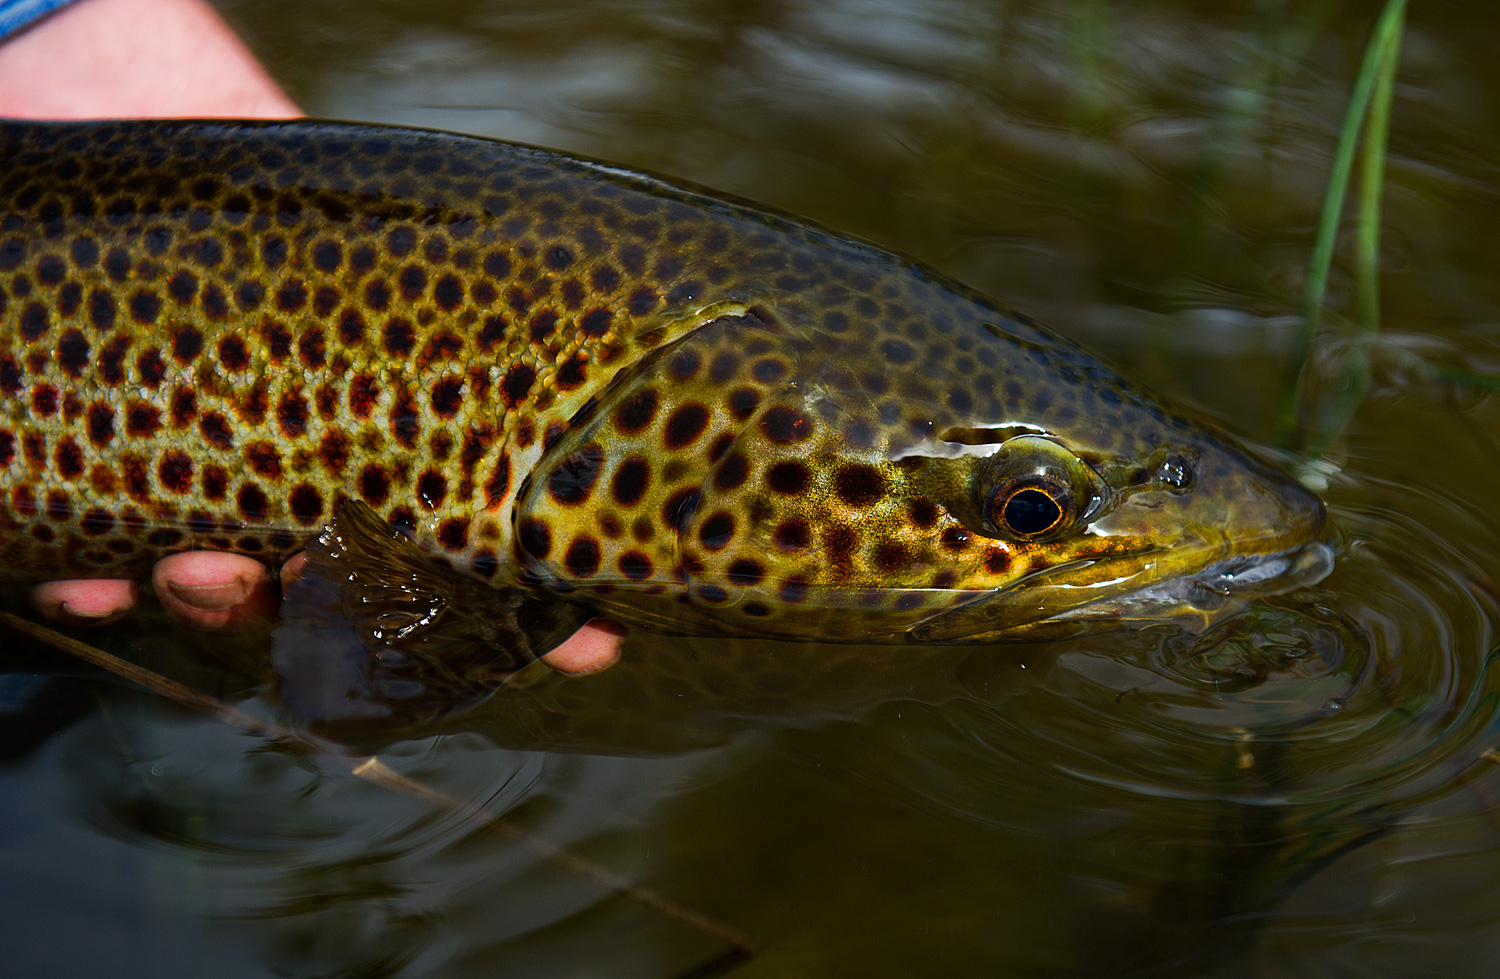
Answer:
[{"xmin": 0, "ymin": 119, "xmax": 1326, "ymax": 663}]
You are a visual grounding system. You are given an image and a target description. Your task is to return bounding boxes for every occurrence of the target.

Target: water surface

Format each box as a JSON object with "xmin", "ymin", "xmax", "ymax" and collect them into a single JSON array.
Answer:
[{"xmin": 7, "ymin": 1, "xmax": 1500, "ymax": 975}]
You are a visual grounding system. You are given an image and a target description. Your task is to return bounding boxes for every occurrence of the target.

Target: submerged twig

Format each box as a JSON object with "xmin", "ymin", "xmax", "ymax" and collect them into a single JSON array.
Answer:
[{"xmin": 0, "ymin": 609, "xmax": 759, "ymax": 972}]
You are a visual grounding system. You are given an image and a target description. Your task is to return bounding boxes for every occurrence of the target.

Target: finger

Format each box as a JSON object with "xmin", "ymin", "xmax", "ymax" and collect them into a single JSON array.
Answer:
[
  {"xmin": 152, "ymin": 551, "xmax": 279, "ymax": 630},
  {"xmin": 279, "ymin": 551, "xmax": 308, "ymax": 587},
  {"xmin": 540, "ymin": 619, "xmax": 626, "ymax": 675},
  {"xmin": 30, "ymin": 577, "xmax": 140, "ymax": 626}
]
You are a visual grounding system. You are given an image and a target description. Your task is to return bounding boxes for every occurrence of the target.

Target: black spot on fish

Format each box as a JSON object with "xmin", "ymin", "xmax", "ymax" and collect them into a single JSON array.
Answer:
[
  {"xmin": 57, "ymin": 330, "xmax": 89, "ymax": 376},
  {"xmin": 564, "ymin": 536, "xmax": 601, "ymax": 577},
  {"xmin": 834, "ymin": 464, "xmax": 884, "ymax": 507},
  {"xmin": 312, "ymin": 239, "xmax": 342, "ymax": 272},
  {"xmin": 519, "ymin": 518, "xmax": 551, "ymax": 559},
  {"xmin": 726, "ymin": 559, "xmax": 764, "ymax": 586},
  {"xmin": 907, "ymin": 498, "xmax": 939, "ymax": 527},
  {"xmin": 417, "ymin": 470, "xmax": 447, "ymax": 510},
  {"xmin": 618, "ymin": 551, "xmax": 652, "ymax": 580},
  {"xmin": 547, "ymin": 444, "xmax": 604, "ymax": 506},
  {"xmin": 940, "ymin": 526, "xmax": 971, "ymax": 551},
  {"xmin": 664, "ymin": 403, "xmax": 710, "ymax": 449},
  {"xmin": 237, "ymin": 483, "xmax": 270, "ymax": 522},
  {"xmin": 20, "ymin": 303, "xmax": 48, "ymax": 341},
  {"xmin": 713, "ymin": 452, "xmax": 750, "ymax": 491},
  {"xmin": 611, "ymin": 457, "xmax": 650, "ymax": 507},
  {"xmin": 759, "ymin": 405, "xmax": 810, "ymax": 444},
  {"xmin": 500, "ymin": 363, "xmax": 535, "ymax": 408},
  {"xmin": 698, "ymin": 511, "xmax": 735, "ymax": 551},
  {"xmin": 289, "ymin": 484, "xmax": 324, "ymax": 525},
  {"xmin": 669, "ymin": 349, "xmax": 701, "ymax": 381},
  {"xmin": 766, "ymin": 461, "xmax": 810, "ymax": 495},
  {"xmin": 359, "ymin": 464, "xmax": 391, "ymax": 506},
  {"xmin": 772, "ymin": 518, "xmax": 811, "ymax": 552},
  {"xmin": 613, "ymin": 388, "xmax": 659, "ymax": 435},
  {"xmin": 580, "ymin": 307, "xmax": 612, "ymax": 337},
  {"xmin": 778, "ymin": 577, "xmax": 810, "ymax": 604}
]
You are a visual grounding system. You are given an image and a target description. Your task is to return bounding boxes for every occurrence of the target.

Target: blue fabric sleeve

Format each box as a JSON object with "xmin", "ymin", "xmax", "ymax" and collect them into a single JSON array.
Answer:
[{"xmin": 0, "ymin": 0, "xmax": 83, "ymax": 42}]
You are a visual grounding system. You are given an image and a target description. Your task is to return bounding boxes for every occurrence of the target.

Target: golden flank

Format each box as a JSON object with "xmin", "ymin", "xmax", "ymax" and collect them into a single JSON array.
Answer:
[{"xmin": 0, "ymin": 120, "xmax": 1329, "ymax": 715}]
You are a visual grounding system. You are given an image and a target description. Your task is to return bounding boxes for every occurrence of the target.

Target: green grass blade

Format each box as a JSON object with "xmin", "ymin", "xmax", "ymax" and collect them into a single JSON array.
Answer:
[
  {"xmin": 1276, "ymin": 0, "xmax": 1408, "ymax": 448},
  {"xmin": 1303, "ymin": 0, "xmax": 1405, "ymax": 463}
]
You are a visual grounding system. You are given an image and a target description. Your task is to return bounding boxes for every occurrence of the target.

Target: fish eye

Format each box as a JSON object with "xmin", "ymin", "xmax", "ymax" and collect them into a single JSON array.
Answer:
[
  {"xmin": 998, "ymin": 485, "xmax": 1065, "ymax": 537},
  {"xmin": 968, "ymin": 435, "xmax": 1104, "ymax": 542}
]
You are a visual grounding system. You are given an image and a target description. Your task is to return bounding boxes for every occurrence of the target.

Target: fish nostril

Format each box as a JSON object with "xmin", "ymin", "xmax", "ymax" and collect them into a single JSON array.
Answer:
[{"xmin": 1156, "ymin": 456, "xmax": 1195, "ymax": 492}]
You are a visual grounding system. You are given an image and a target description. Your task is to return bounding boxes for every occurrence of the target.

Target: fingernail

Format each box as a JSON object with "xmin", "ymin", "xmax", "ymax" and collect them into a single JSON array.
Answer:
[
  {"xmin": 167, "ymin": 579, "xmax": 250, "ymax": 612},
  {"xmin": 59, "ymin": 602, "xmax": 117, "ymax": 620}
]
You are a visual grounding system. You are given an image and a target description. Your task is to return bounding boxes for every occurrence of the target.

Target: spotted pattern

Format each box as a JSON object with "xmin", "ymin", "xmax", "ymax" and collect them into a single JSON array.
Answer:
[{"xmin": 0, "ymin": 119, "xmax": 1313, "ymax": 647}]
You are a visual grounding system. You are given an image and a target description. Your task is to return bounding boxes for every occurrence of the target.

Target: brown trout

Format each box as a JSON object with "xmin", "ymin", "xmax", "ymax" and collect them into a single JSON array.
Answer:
[{"xmin": 0, "ymin": 120, "xmax": 1328, "ymax": 713}]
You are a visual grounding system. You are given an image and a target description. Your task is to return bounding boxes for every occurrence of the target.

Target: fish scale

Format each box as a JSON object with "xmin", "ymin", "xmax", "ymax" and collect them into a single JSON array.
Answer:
[{"xmin": 0, "ymin": 119, "xmax": 1326, "ymax": 716}]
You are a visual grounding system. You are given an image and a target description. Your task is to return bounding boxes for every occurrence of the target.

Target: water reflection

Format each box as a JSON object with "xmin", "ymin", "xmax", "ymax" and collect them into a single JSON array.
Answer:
[{"xmin": 6, "ymin": 0, "xmax": 1500, "ymax": 974}]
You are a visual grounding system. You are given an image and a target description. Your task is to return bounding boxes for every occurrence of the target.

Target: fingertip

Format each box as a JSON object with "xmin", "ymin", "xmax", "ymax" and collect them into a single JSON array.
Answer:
[
  {"xmin": 541, "ymin": 619, "xmax": 626, "ymax": 675},
  {"xmin": 279, "ymin": 551, "xmax": 309, "ymax": 588},
  {"xmin": 30, "ymin": 578, "xmax": 140, "ymax": 626},
  {"xmin": 152, "ymin": 551, "xmax": 278, "ymax": 629}
]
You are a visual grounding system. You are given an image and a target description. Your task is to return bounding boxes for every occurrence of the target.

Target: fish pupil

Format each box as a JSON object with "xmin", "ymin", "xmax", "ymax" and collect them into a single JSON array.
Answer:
[{"xmin": 1003, "ymin": 488, "xmax": 1062, "ymax": 536}]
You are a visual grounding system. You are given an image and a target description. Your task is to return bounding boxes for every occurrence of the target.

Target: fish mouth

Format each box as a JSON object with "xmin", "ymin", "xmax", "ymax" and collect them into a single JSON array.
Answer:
[{"xmin": 910, "ymin": 538, "xmax": 1336, "ymax": 643}]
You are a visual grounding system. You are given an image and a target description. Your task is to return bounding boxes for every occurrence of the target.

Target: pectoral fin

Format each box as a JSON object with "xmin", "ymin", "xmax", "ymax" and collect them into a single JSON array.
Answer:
[{"xmin": 273, "ymin": 499, "xmax": 589, "ymax": 728}]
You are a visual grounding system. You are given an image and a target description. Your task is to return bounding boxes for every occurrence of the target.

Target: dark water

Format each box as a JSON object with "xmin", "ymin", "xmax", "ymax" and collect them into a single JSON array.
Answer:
[{"xmin": 8, "ymin": 1, "xmax": 1500, "ymax": 975}]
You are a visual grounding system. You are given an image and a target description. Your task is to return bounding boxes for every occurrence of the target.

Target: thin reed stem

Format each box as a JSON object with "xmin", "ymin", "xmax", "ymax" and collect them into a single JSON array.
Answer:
[{"xmin": 1276, "ymin": 0, "xmax": 1408, "ymax": 449}]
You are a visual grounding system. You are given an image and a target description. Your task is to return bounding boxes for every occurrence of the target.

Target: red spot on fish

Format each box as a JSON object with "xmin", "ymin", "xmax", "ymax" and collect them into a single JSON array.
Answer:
[
  {"xmin": 201, "ymin": 464, "xmax": 229, "ymax": 500},
  {"xmin": 245, "ymin": 441, "xmax": 282, "ymax": 480},
  {"xmin": 350, "ymin": 373, "xmax": 379, "ymax": 419},
  {"xmin": 420, "ymin": 331, "xmax": 463, "ymax": 364},
  {"xmin": 137, "ymin": 348, "xmax": 166, "ymax": 388},
  {"xmin": 85, "ymin": 402, "xmax": 114, "ymax": 446},
  {"xmin": 169, "ymin": 386, "xmax": 198, "ymax": 429},
  {"xmin": 125, "ymin": 401, "xmax": 160, "ymax": 437},
  {"xmin": 239, "ymin": 378, "xmax": 269, "ymax": 425},
  {"xmin": 483, "ymin": 451, "xmax": 511, "ymax": 509},
  {"xmin": 123, "ymin": 455, "xmax": 150, "ymax": 500},
  {"xmin": 318, "ymin": 430, "xmax": 349, "ymax": 475},
  {"xmin": 437, "ymin": 517, "xmax": 470, "ymax": 551},
  {"xmin": 0, "ymin": 356, "xmax": 21, "ymax": 396},
  {"xmin": 390, "ymin": 387, "xmax": 420, "ymax": 449},
  {"xmin": 30, "ymin": 384, "xmax": 57, "ymax": 417},
  {"xmin": 89, "ymin": 463, "xmax": 117, "ymax": 494},
  {"xmin": 277, "ymin": 390, "xmax": 309, "ymax": 439},
  {"xmin": 97, "ymin": 335, "xmax": 129, "ymax": 386},
  {"xmin": 199, "ymin": 411, "xmax": 233, "ymax": 449},
  {"xmin": 158, "ymin": 450, "xmax": 193, "ymax": 494}
]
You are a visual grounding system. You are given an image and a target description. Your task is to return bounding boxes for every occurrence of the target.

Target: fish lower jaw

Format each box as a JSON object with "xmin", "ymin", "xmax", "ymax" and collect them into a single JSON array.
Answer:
[{"xmin": 1049, "ymin": 538, "xmax": 1336, "ymax": 629}]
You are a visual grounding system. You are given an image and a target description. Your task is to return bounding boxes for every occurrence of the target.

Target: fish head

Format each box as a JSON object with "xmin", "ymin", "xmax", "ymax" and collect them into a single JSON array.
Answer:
[
  {"xmin": 893, "ymin": 423, "xmax": 1329, "ymax": 642},
  {"xmin": 515, "ymin": 296, "xmax": 1328, "ymax": 643}
]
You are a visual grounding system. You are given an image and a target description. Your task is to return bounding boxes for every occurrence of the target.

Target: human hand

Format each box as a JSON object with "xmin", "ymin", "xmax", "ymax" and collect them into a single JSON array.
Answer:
[{"xmin": 6, "ymin": 0, "xmax": 625, "ymax": 675}]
